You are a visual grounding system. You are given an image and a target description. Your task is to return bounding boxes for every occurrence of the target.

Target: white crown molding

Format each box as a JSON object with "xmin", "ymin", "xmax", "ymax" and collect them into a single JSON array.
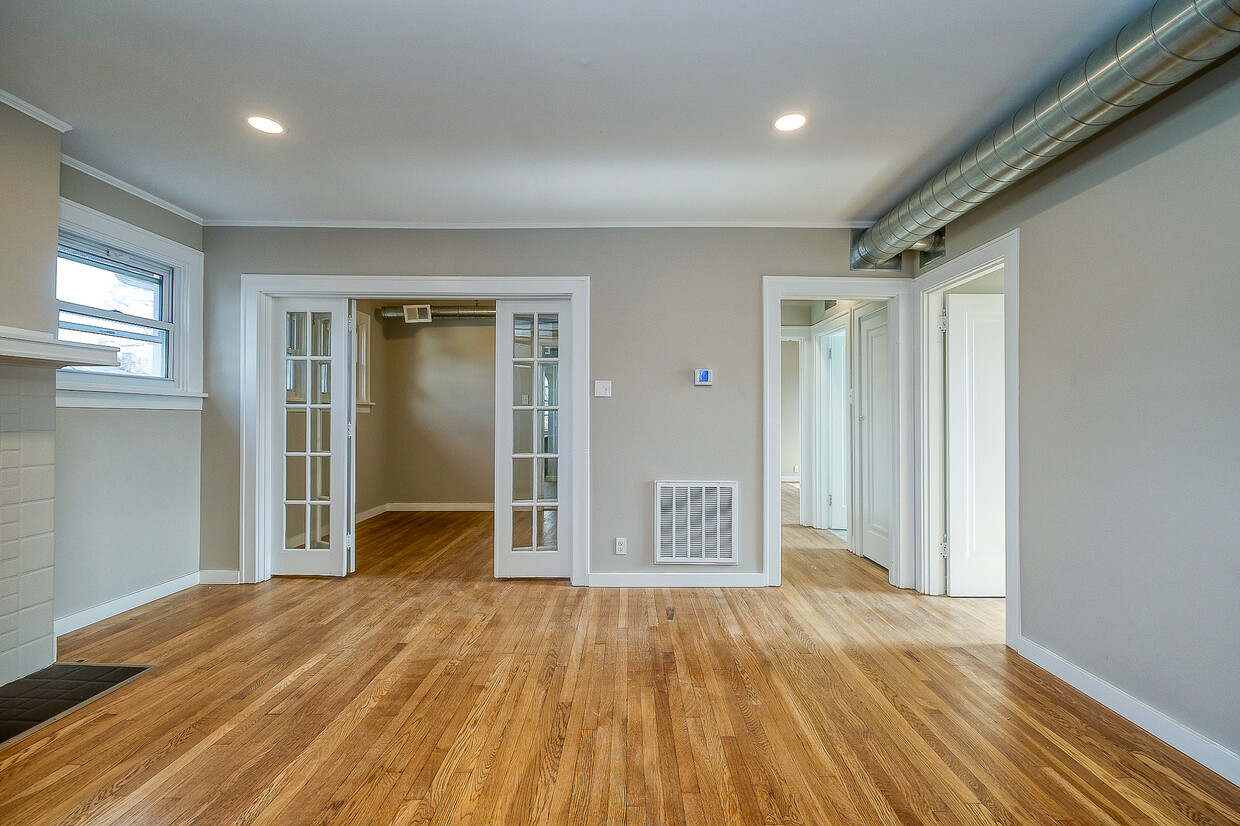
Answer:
[
  {"xmin": 61, "ymin": 155, "xmax": 204, "ymax": 226},
  {"xmin": 204, "ymin": 218, "xmax": 873, "ymax": 230},
  {"xmin": 0, "ymin": 88, "xmax": 72, "ymax": 133}
]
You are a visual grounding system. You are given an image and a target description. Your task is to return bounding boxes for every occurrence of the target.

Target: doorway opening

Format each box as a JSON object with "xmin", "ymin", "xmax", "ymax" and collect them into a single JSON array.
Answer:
[
  {"xmin": 780, "ymin": 297, "xmax": 896, "ymax": 576},
  {"xmin": 350, "ymin": 300, "xmax": 498, "ymax": 577},
  {"xmin": 240, "ymin": 275, "xmax": 591, "ymax": 587},
  {"xmin": 913, "ymin": 230, "xmax": 1020, "ymax": 646}
]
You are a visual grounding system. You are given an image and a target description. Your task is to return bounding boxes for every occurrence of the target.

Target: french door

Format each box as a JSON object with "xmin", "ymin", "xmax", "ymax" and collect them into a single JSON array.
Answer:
[
  {"xmin": 494, "ymin": 300, "xmax": 572, "ymax": 577},
  {"xmin": 271, "ymin": 298, "xmax": 353, "ymax": 577}
]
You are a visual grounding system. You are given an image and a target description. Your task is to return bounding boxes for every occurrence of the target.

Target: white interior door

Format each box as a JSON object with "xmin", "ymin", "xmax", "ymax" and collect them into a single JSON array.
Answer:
[
  {"xmin": 495, "ymin": 301, "xmax": 572, "ymax": 578},
  {"xmin": 822, "ymin": 321, "xmax": 850, "ymax": 534},
  {"xmin": 271, "ymin": 298, "xmax": 351, "ymax": 577},
  {"xmin": 946, "ymin": 293, "xmax": 1006, "ymax": 596},
  {"xmin": 809, "ymin": 316, "xmax": 849, "ymax": 535},
  {"xmin": 856, "ymin": 302, "xmax": 893, "ymax": 569}
]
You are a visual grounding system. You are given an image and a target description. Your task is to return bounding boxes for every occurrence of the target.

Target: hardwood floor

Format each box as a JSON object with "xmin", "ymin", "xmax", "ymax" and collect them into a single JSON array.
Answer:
[{"xmin": 2, "ymin": 511, "xmax": 1236, "ymax": 824}]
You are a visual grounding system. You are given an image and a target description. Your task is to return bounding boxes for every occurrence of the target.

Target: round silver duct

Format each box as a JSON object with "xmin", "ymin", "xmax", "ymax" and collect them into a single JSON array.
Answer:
[{"xmin": 852, "ymin": 0, "xmax": 1240, "ymax": 268}]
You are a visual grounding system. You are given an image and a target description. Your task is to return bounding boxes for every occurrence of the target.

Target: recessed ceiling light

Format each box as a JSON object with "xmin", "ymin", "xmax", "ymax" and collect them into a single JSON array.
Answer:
[
  {"xmin": 247, "ymin": 116, "xmax": 285, "ymax": 134},
  {"xmin": 773, "ymin": 112, "xmax": 807, "ymax": 132}
]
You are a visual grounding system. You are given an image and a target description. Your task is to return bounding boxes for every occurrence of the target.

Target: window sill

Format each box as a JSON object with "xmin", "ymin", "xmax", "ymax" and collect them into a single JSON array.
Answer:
[{"xmin": 56, "ymin": 384, "xmax": 207, "ymax": 411}]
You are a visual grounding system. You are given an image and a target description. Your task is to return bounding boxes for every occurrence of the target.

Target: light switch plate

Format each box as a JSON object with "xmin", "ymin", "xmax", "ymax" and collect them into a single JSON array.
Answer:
[
  {"xmin": 594, "ymin": 380, "xmax": 612, "ymax": 397},
  {"xmin": 694, "ymin": 368, "xmax": 713, "ymax": 386}
]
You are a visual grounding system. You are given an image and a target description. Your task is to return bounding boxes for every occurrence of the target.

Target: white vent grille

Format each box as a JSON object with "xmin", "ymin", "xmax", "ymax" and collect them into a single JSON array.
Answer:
[
  {"xmin": 402, "ymin": 304, "xmax": 432, "ymax": 323},
  {"xmin": 654, "ymin": 481, "xmax": 738, "ymax": 565}
]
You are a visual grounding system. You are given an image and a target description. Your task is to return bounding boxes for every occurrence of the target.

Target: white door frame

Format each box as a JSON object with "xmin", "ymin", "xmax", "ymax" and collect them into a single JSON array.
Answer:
[
  {"xmin": 763, "ymin": 277, "xmax": 914, "ymax": 588},
  {"xmin": 240, "ymin": 274, "xmax": 591, "ymax": 585},
  {"xmin": 912, "ymin": 229, "xmax": 1020, "ymax": 647}
]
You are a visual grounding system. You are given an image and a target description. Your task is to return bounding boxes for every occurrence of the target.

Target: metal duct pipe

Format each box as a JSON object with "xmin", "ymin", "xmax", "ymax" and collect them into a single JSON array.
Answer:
[
  {"xmin": 852, "ymin": 0, "xmax": 1240, "ymax": 268},
  {"xmin": 374, "ymin": 304, "xmax": 496, "ymax": 321}
]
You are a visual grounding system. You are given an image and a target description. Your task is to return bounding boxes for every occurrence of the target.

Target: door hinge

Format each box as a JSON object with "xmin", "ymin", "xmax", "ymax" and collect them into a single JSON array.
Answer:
[
  {"xmin": 937, "ymin": 312, "xmax": 948, "ymax": 334},
  {"xmin": 347, "ymin": 421, "xmax": 354, "ymax": 439},
  {"xmin": 827, "ymin": 347, "xmax": 832, "ymax": 360},
  {"xmin": 827, "ymin": 494, "xmax": 833, "ymax": 507},
  {"xmin": 346, "ymin": 533, "xmax": 354, "ymax": 551},
  {"xmin": 939, "ymin": 537, "xmax": 949, "ymax": 558}
]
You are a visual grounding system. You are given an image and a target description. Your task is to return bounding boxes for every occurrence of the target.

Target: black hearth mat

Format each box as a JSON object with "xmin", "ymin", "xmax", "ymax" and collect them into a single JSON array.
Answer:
[{"xmin": 0, "ymin": 662, "xmax": 155, "ymax": 749}]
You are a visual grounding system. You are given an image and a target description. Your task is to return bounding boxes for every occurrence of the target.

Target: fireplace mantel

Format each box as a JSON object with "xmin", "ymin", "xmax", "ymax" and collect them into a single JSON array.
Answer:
[{"xmin": 0, "ymin": 325, "xmax": 118, "ymax": 369}]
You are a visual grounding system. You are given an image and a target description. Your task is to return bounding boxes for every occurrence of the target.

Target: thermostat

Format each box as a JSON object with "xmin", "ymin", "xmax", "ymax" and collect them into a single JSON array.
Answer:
[{"xmin": 694, "ymin": 368, "xmax": 713, "ymax": 386}]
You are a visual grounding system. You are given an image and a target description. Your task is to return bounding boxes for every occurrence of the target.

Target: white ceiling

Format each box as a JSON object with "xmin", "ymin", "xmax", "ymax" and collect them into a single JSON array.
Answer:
[{"xmin": 0, "ymin": 1, "xmax": 1154, "ymax": 226}]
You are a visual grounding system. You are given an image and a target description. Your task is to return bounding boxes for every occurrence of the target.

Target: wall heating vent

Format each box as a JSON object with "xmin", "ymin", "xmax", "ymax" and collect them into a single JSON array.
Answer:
[{"xmin": 655, "ymin": 481, "xmax": 738, "ymax": 565}]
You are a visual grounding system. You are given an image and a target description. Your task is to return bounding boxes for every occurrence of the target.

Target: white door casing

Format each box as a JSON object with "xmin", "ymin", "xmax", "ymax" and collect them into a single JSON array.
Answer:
[
  {"xmin": 271, "ymin": 297, "xmax": 351, "ymax": 577},
  {"xmin": 856, "ymin": 302, "xmax": 893, "ymax": 570},
  {"xmin": 495, "ymin": 299, "xmax": 572, "ymax": 578},
  {"xmin": 946, "ymin": 293, "xmax": 1006, "ymax": 596}
]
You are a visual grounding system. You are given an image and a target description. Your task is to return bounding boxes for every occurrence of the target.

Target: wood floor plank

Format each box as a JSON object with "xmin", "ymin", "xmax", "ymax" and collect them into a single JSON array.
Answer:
[{"xmin": 0, "ymin": 497, "xmax": 1235, "ymax": 825}]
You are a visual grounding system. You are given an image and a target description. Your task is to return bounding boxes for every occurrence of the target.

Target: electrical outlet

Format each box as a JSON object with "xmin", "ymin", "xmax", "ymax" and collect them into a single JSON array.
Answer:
[
  {"xmin": 615, "ymin": 537, "xmax": 627, "ymax": 555},
  {"xmin": 793, "ymin": 464, "xmax": 799, "ymax": 473}
]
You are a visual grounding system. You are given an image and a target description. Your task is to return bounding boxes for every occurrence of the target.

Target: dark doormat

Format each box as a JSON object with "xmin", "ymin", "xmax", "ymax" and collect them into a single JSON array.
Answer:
[{"xmin": 0, "ymin": 662, "xmax": 156, "ymax": 750}]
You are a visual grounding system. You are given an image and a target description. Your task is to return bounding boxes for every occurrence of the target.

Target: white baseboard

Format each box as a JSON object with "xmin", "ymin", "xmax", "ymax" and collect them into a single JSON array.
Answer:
[
  {"xmin": 1018, "ymin": 637, "xmax": 1240, "ymax": 786},
  {"xmin": 781, "ymin": 475, "xmax": 800, "ymax": 483},
  {"xmin": 387, "ymin": 502, "xmax": 494, "ymax": 512},
  {"xmin": 54, "ymin": 572, "xmax": 201, "ymax": 636},
  {"xmin": 356, "ymin": 504, "xmax": 387, "ymax": 522},
  {"xmin": 200, "ymin": 570, "xmax": 240, "ymax": 585},
  {"xmin": 587, "ymin": 571, "xmax": 768, "ymax": 588}
]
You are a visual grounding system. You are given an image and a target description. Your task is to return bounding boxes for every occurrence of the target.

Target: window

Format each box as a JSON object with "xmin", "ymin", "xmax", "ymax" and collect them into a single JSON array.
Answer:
[
  {"xmin": 56, "ymin": 200, "xmax": 204, "ymax": 408},
  {"xmin": 57, "ymin": 231, "xmax": 174, "ymax": 379},
  {"xmin": 354, "ymin": 310, "xmax": 374, "ymax": 411}
]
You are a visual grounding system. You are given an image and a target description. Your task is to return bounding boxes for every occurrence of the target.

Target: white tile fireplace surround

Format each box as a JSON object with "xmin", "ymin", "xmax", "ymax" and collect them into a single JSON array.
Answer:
[{"xmin": 0, "ymin": 327, "xmax": 115, "ymax": 684}]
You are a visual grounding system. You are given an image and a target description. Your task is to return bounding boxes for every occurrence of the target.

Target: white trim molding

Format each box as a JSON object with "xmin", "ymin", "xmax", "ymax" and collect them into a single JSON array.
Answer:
[
  {"xmin": 56, "ymin": 199, "xmax": 206, "ymax": 406},
  {"xmin": 61, "ymin": 156, "xmax": 205, "ymax": 225},
  {"xmin": 0, "ymin": 88, "xmax": 72, "ymax": 133},
  {"xmin": 0, "ymin": 325, "xmax": 116, "ymax": 369},
  {"xmin": 912, "ymin": 229, "xmax": 1020, "ymax": 646},
  {"xmin": 199, "ymin": 570, "xmax": 241, "ymax": 585},
  {"xmin": 56, "ymin": 389, "xmax": 206, "ymax": 410},
  {"xmin": 53, "ymin": 572, "xmax": 200, "ymax": 636},
  {"xmin": 587, "ymin": 572, "xmax": 767, "ymax": 588},
  {"xmin": 1018, "ymin": 637, "xmax": 1240, "ymax": 787},
  {"xmin": 763, "ymin": 276, "xmax": 915, "ymax": 588},
  {"xmin": 207, "ymin": 218, "xmax": 872, "ymax": 230},
  {"xmin": 387, "ymin": 502, "xmax": 495, "ymax": 512}
]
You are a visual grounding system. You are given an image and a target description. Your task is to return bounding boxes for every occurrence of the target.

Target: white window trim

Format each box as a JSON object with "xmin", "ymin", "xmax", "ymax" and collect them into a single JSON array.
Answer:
[
  {"xmin": 56, "ymin": 198, "xmax": 205, "ymax": 410},
  {"xmin": 354, "ymin": 309, "xmax": 375, "ymax": 412}
]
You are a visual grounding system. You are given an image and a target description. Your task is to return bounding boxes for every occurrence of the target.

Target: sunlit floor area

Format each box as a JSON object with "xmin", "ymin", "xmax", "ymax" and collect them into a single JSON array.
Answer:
[
  {"xmin": 1, "ymin": 511, "xmax": 1235, "ymax": 824},
  {"xmin": 781, "ymin": 481, "xmax": 849, "ymax": 553}
]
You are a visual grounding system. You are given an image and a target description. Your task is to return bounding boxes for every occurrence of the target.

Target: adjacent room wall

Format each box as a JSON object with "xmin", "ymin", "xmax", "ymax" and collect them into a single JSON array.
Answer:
[
  {"xmin": 779, "ymin": 340, "xmax": 800, "ymax": 479},
  {"xmin": 921, "ymin": 54, "xmax": 1240, "ymax": 755},
  {"xmin": 378, "ymin": 314, "xmax": 495, "ymax": 508},
  {"xmin": 200, "ymin": 227, "xmax": 901, "ymax": 575},
  {"xmin": 354, "ymin": 304, "xmax": 496, "ymax": 514}
]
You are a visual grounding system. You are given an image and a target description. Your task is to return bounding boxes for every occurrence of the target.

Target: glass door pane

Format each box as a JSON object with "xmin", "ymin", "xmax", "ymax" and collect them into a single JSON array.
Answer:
[
  {"xmin": 274, "ymin": 299, "xmax": 349, "ymax": 577},
  {"xmin": 495, "ymin": 300, "xmax": 570, "ymax": 578}
]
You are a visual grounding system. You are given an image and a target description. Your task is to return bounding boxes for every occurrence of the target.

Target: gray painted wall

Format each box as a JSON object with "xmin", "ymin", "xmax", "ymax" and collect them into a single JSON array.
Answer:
[
  {"xmin": 0, "ymin": 104, "xmax": 60, "ymax": 333},
  {"xmin": 54, "ymin": 409, "xmax": 201, "ymax": 617},
  {"xmin": 354, "ymin": 306, "xmax": 496, "ymax": 513},
  {"xmin": 59, "ymin": 164, "xmax": 203, "ymax": 251},
  {"xmin": 377, "ymin": 316, "xmax": 495, "ymax": 507},
  {"xmin": 199, "ymin": 226, "xmax": 892, "ymax": 574},
  {"xmin": 920, "ymin": 54, "xmax": 1240, "ymax": 754},
  {"xmin": 780, "ymin": 340, "xmax": 800, "ymax": 478}
]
